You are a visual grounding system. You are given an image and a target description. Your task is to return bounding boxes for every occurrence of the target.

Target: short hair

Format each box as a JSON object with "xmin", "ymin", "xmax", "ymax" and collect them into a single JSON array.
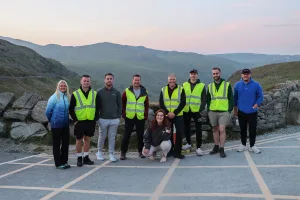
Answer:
[
  {"xmin": 133, "ymin": 74, "xmax": 141, "ymax": 78},
  {"xmin": 81, "ymin": 74, "xmax": 91, "ymax": 78},
  {"xmin": 212, "ymin": 67, "xmax": 221, "ymax": 72},
  {"xmin": 168, "ymin": 73, "xmax": 176, "ymax": 78},
  {"xmin": 105, "ymin": 73, "xmax": 114, "ymax": 78}
]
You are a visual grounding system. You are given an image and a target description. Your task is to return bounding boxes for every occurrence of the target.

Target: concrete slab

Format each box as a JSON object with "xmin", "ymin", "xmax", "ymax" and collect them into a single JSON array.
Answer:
[
  {"xmin": 163, "ymin": 168, "xmax": 262, "ymax": 194},
  {"xmin": 0, "ymin": 188, "xmax": 50, "ymax": 200},
  {"xmin": 10, "ymin": 156, "xmax": 48, "ymax": 164},
  {"xmin": 0, "ymin": 165, "xmax": 91, "ymax": 188},
  {"xmin": 256, "ymin": 138, "xmax": 300, "ymax": 147},
  {"xmin": 251, "ymin": 148, "xmax": 300, "ymax": 165},
  {"xmin": 52, "ymin": 192, "xmax": 151, "ymax": 200},
  {"xmin": 0, "ymin": 152, "xmax": 34, "ymax": 163},
  {"xmin": 179, "ymin": 150, "xmax": 248, "ymax": 166},
  {"xmin": 107, "ymin": 156, "xmax": 174, "ymax": 167},
  {"xmin": 0, "ymin": 164, "xmax": 27, "ymax": 176},
  {"xmin": 159, "ymin": 197, "xmax": 264, "ymax": 200},
  {"xmin": 259, "ymin": 167, "xmax": 300, "ymax": 196},
  {"xmin": 69, "ymin": 167, "xmax": 168, "ymax": 193},
  {"xmin": 43, "ymin": 157, "xmax": 78, "ymax": 166}
]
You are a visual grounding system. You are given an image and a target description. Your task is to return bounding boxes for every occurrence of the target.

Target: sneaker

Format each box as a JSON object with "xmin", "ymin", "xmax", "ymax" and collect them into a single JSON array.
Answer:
[
  {"xmin": 196, "ymin": 147, "xmax": 204, "ymax": 156},
  {"xmin": 83, "ymin": 155, "xmax": 94, "ymax": 165},
  {"xmin": 237, "ymin": 145, "xmax": 248, "ymax": 152},
  {"xmin": 209, "ymin": 145, "xmax": 219, "ymax": 155},
  {"xmin": 249, "ymin": 146, "xmax": 261, "ymax": 154},
  {"xmin": 120, "ymin": 152, "xmax": 126, "ymax": 160},
  {"xmin": 220, "ymin": 147, "xmax": 227, "ymax": 158},
  {"xmin": 160, "ymin": 156, "xmax": 167, "ymax": 163},
  {"xmin": 77, "ymin": 156, "xmax": 83, "ymax": 167},
  {"xmin": 182, "ymin": 143, "xmax": 192, "ymax": 150},
  {"xmin": 109, "ymin": 154, "xmax": 117, "ymax": 162},
  {"xmin": 96, "ymin": 151, "xmax": 104, "ymax": 161},
  {"xmin": 63, "ymin": 164, "xmax": 71, "ymax": 169},
  {"xmin": 56, "ymin": 165, "xmax": 67, "ymax": 169},
  {"xmin": 139, "ymin": 152, "xmax": 145, "ymax": 159}
]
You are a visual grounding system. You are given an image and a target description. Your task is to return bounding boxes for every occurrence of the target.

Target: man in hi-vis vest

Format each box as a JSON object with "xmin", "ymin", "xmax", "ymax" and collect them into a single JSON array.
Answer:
[
  {"xmin": 207, "ymin": 67, "xmax": 233, "ymax": 158},
  {"xmin": 182, "ymin": 69, "xmax": 207, "ymax": 156},
  {"xmin": 159, "ymin": 73, "xmax": 186, "ymax": 159},
  {"xmin": 120, "ymin": 74, "xmax": 149, "ymax": 160},
  {"xmin": 69, "ymin": 75, "xmax": 100, "ymax": 167}
]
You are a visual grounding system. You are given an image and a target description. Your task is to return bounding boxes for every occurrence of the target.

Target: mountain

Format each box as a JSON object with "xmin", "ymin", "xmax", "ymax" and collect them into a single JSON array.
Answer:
[
  {"xmin": 0, "ymin": 39, "xmax": 80, "ymax": 98},
  {"xmin": 227, "ymin": 61, "xmax": 300, "ymax": 91},
  {"xmin": 212, "ymin": 53, "xmax": 300, "ymax": 67},
  {"xmin": 0, "ymin": 36, "xmax": 244, "ymax": 101}
]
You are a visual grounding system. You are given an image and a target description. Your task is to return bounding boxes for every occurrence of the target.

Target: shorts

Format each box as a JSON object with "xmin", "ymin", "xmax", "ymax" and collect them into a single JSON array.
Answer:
[
  {"xmin": 74, "ymin": 120, "xmax": 96, "ymax": 140},
  {"xmin": 208, "ymin": 111, "xmax": 230, "ymax": 127}
]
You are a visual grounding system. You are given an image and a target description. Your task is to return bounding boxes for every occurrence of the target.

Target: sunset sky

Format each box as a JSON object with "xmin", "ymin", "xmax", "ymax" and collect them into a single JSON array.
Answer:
[{"xmin": 1, "ymin": 0, "xmax": 300, "ymax": 54}]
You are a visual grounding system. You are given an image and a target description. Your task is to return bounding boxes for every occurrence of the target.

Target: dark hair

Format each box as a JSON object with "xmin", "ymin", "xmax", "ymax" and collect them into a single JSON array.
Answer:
[
  {"xmin": 212, "ymin": 67, "xmax": 221, "ymax": 72},
  {"xmin": 105, "ymin": 73, "xmax": 114, "ymax": 78},
  {"xmin": 133, "ymin": 74, "xmax": 141, "ymax": 79},
  {"xmin": 151, "ymin": 109, "xmax": 170, "ymax": 131},
  {"xmin": 81, "ymin": 74, "xmax": 91, "ymax": 78}
]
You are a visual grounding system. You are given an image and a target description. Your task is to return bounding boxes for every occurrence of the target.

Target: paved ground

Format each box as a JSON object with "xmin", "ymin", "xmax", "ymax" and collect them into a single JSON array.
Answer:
[{"xmin": 0, "ymin": 132, "xmax": 300, "ymax": 200}]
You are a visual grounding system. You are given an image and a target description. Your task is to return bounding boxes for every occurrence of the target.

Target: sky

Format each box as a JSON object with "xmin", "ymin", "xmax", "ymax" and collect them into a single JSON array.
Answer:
[{"xmin": 1, "ymin": 0, "xmax": 300, "ymax": 54}]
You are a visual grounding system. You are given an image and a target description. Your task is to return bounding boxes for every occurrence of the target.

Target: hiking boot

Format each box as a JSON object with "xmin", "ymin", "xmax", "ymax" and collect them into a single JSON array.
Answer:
[
  {"xmin": 120, "ymin": 152, "xmax": 126, "ymax": 160},
  {"xmin": 139, "ymin": 152, "xmax": 145, "ymax": 159},
  {"xmin": 249, "ymin": 146, "xmax": 261, "ymax": 154},
  {"xmin": 77, "ymin": 156, "xmax": 83, "ymax": 167},
  {"xmin": 83, "ymin": 155, "xmax": 94, "ymax": 165},
  {"xmin": 209, "ymin": 145, "xmax": 219, "ymax": 155},
  {"xmin": 237, "ymin": 145, "xmax": 248, "ymax": 152},
  {"xmin": 196, "ymin": 147, "xmax": 204, "ymax": 156},
  {"xmin": 220, "ymin": 147, "xmax": 226, "ymax": 158},
  {"xmin": 182, "ymin": 143, "xmax": 192, "ymax": 150}
]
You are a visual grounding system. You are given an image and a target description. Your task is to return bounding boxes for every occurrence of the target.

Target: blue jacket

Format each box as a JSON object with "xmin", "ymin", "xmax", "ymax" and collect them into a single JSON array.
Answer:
[
  {"xmin": 234, "ymin": 78, "xmax": 264, "ymax": 114},
  {"xmin": 45, "ymin": 91, "xmax": 70, "ymax": 128}
]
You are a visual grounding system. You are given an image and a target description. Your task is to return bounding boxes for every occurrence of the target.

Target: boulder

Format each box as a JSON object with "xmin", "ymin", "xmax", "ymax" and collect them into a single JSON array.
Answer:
[
  {"xmin": 31, "ymin": 101, "xmax": 48, "ymax": 123},
  {"xmin": 3, "ymin": 109, "xmax": 31, "ymax": 121},
  {"xmin": 12, "ymin": 93, "xmax": 41, "ymax": 109},
  {"xmin": 0, "ymin": 119, "xmax": 8, "ymax": 137},
  {"xmin": 10, "ymin": 122, "xmax": 48, "ymax": 141},
  {"xmin": 0, "ymin": 92, "xmax": 16, "ymax": 113},
  {"xmin": 287, "ymin": 91, "xmax": 300, "ymax": 125}
]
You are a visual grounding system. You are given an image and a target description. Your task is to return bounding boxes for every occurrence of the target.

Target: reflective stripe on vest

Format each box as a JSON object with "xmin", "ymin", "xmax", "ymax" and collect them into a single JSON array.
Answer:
[
  {"xmin": 74, "ymin": 89, "xmax": 96, "ymax": 120},
  {"xmin": 162, "ymin": 85, "xmax": 183, "ymax": 116},
  {"xmin": 183, "ymin": 82, "xmax": 205, "ymax": 112},
  {"xmin": 125, "ymin": 88, "xmax": 146, "ymax": 120},
  {"xmin": 208, "ymin": 81, "xmax": 229, "ymax": 111}
]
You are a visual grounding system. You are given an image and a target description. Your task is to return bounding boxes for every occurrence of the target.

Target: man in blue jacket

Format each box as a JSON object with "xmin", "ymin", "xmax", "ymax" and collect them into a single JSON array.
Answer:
[{"xmin": 234, "ymin": 69, "xmax": 263, "ymax": 154}]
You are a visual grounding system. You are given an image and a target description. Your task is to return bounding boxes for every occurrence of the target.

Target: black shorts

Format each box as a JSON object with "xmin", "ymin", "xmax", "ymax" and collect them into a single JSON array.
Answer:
[{"xmin": 74, "ymin": 120, "xmax": 96, "ymax": 140}]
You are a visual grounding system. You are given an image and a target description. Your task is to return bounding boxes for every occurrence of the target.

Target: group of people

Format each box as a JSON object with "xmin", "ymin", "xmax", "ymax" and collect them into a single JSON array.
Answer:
[{"xmin": 45, "ymin": 67, "xmax": 263, "ymax": 169}]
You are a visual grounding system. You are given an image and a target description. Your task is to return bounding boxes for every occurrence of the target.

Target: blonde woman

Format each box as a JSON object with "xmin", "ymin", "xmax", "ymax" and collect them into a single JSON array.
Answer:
[{"xmin": 45, "ymin": 80, "xmax": 71, "ymax": 169}]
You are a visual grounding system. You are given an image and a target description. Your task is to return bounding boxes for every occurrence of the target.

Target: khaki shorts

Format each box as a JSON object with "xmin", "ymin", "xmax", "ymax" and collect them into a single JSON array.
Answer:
[{"xmin": 208, "ymin": 111, "xmax": 230, "ymax": 127}]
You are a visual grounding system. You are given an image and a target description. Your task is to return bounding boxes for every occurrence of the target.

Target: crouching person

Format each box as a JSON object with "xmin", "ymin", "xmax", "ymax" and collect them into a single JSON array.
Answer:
[{"xmin": 142, "ymin": 109, "xmax": 172, "ymax": 162}]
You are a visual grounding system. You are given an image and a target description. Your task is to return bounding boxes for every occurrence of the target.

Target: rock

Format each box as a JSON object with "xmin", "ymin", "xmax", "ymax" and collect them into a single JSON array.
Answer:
[
  {"xmin": 202, "ymin": 131, "xmax": 208, "ymax": 140},
  {"xmin": 3, "ymin": 109, "xmax": 31, "ymax": 121},
  {"xmin": 0, "ymin": 92, "xmax": 16, "ymax": 113},
  {"xmin": 148, "ymin": 108, "xmax": 155, "ymax": 122},
  {"xmin": 266, "ymin": 115, "xmax": 280, "ymax": 123},
  {"xmin": 273, "ymin": 91, "xmax": 281, "ymax": 99},
  {"xmin": 287, "ymin": 91, "xmax": 300, "ymax": 125},
  {"xmin": 12, "ymin": 93, "xmax": 41, "ymax": 109},
  {"xmin": 201, "ymin": 124, "xmax": 211, "ymax": 131},
  {"xmin": 0, "ymin": 120, "xmax": 8, "ymax": 137},
  {"xmin": 31, "ymin": 101, "xmax": 48, "ymax": 123},
  {"xmin": 10, "ymin": 122, "xmax": 48, "ymax": 141},
  {"xmin": 274, "ymin": 103, "xmax": 283, "ymax": 114}
]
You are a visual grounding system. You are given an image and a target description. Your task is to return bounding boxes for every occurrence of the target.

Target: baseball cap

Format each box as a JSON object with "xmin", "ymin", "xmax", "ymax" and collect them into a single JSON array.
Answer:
[
  {"xmin": 189, "ymin": 69, "xmax": 198, "ymax": 74},
  {"xmin": 242, "ymin": 69, "xmax": 251, "ymax": 74}
]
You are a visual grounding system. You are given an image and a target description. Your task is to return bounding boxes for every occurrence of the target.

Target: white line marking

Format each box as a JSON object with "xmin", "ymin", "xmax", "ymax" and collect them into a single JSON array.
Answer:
[
  {"xmin": 273, "ymin": 194, "xmax": 300, "ymax": 199},
  {"xmin": 151, "ymin": 159, "xmax": 180, "ymax": 200},
  {"xmin": 244, "ymin": 151, "xmax": 273, "ymax": 200},
  {"xmin": 257, "ymin": 165, "xmax": 300, "ymax": 168},
  {"xmin": 177, "ymin": 165, "xmax": 249, "ymax": 168},
  {"xmin": 64, "ymin": 189, "xmax": 152, "ymax": 196},
  {"xmin": 103, "ymin": 165, "xmax": 170, "ymax": 168},
  {"xmin": 0, "ymin": 159, "xmax": 51, "ymax": 179},
  {"xmin": 258, "ymin": 146, "xmax": 300, "ymax": 148},
  {"xmin": 39, "ymin": 160, "xmax": 111, "ymax": 200},
  {"xmin": 0, "ymin": 154, "xmax": 42, "ymax": 166},
  {"xmin": 0, "ymin": 185, "xmax": 56, "ymax": 191},
  {"xmin": 160, "ymin": 192, "xmax": 265, "ymax": 198},
  {"xmin": 297, "ymin": 138, "xmax": 300, "ymax": 140}
]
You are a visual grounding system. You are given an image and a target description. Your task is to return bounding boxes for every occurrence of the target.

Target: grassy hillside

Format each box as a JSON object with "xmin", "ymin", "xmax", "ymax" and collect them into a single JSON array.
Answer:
[
  {"xmin": 0, "ymin": 39, "xmax": 81, "ymax": 99},
  {"xmin": 227, "ymin": 61, "xmax": 300, "ymax": 90}
]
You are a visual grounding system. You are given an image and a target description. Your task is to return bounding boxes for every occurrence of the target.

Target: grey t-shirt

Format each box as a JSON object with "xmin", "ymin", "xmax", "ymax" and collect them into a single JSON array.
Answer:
[{"xmin": 133, "ymin": 88, "xmax": 141, "ymax": 99}]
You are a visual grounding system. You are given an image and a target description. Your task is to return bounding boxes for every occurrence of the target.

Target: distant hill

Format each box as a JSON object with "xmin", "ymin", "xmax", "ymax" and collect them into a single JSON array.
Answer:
[
  {"xmin": 0, "ymin": 36, "xmax": 245, "ymax": 101},
  {"xmin": 227, "ymin": 61, "xmax": 300, "ymax": 91},
  {"xmin": 212, "ymin": 53, "xmax": 300, "ymax": 67},
  {"xmin": 0, "ymin": 39, "xmax": 80, "ymax": 98}
]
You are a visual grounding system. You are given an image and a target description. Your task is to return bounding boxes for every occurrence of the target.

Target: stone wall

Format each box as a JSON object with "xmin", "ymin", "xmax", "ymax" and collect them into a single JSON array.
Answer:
[{"xmin": 0, "ymin": 80, "xmax": 299, "ymax": 147}]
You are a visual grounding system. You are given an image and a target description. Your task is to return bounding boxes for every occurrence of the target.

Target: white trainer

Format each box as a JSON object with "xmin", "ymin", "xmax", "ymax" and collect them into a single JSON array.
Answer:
[
  {"xmin": 96, "ymin": 151, "xmax": 104, "ymax": 161},
  {"xmin": 249, "ymin": 146, "xmax": 261, "ymax": 154},
  {"xmin": 182, "ymin": 143, "xmax": 192, "ymax": 150},
  {"xmin": 196, "ymin": 148, "xmax": 204, "ymax": 156},
  {"xmin": 237, "ymin": 145, "xmax": 248, "ymax": 152},
  {"xmin": 109, "ymin": 153, "xmax": 117, "ymax": 162}
]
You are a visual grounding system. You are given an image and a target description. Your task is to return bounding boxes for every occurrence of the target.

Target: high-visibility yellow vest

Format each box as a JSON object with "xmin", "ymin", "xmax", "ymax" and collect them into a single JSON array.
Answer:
[
  {"xmin": 162, "ymin": 85, "xmax": 183, "ymax": 116},
  {"xmin": 208, "ymin": 81, "xmax": 229, "ymax": 111},
  {"xmin": 125, "ymin": 88, "xmax": 146, "ymax": 120},
  {"xmin": 183, "ymin": 81, "xmax": 205, "ymax": 112},
  {"xmin": 74, "ymin": 89, "xmax": 97, "ymax": 120}
]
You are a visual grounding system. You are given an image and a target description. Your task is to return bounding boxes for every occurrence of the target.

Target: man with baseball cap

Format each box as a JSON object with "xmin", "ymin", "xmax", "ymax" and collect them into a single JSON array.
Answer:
[
  {"xmin": 234, "ymin": 68, "xmax": 264, "ymax": 154},
  {"xmin": 182, "ymin": 69, "xmax": 206, "ymax": 156}
]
